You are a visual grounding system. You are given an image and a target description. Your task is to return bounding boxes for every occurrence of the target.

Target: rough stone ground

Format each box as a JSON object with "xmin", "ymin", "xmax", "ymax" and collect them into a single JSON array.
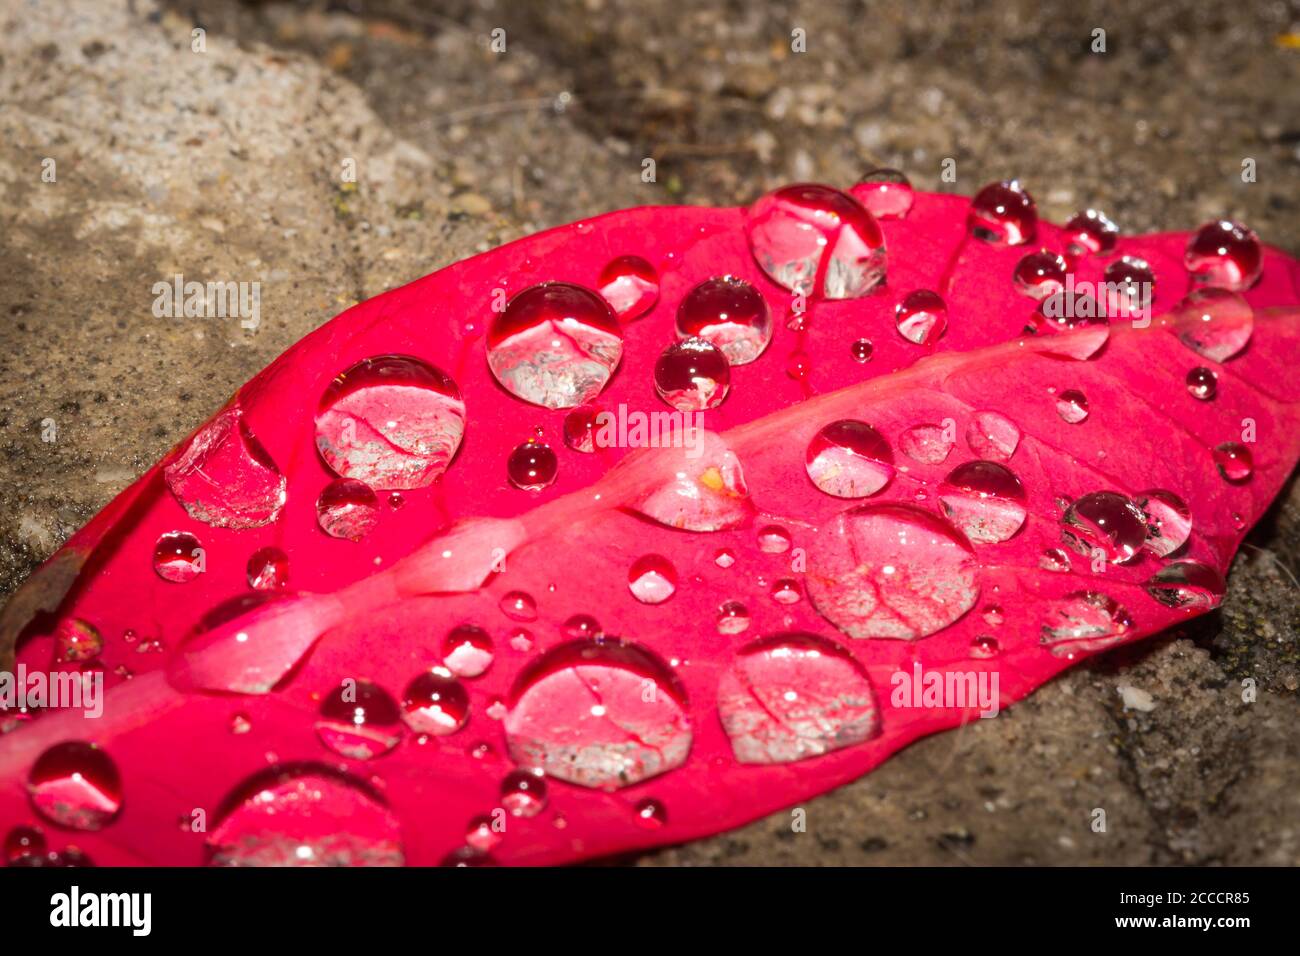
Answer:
[{"xmin": 1, "ymin": 0, "xmax": 1298, "ymax": 864}]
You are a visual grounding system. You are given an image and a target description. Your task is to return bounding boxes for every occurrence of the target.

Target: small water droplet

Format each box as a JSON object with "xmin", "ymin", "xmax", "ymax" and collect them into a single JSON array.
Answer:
[
  {"xmin": 1185, "ymin": 366, "xmax": 1218, "ymax": 401},
  {"xmin": 4, "ymin": 825, "xmax": 46, "ymax": 863},
  {"xmin": 716, "ymin": 600, "xmax": 751, "ymax": 634},
  {"xmin": 507, "ymin": 439, "xmax": 558, "ymax": 491},
  {"xmin": 654, "ymin": 338, "xmax": 731, "ymax": 410},
  {"xmin": 981, "ymin": 604, "xmax": 1004, "ymax": 626},
  {"xmin": 164, "ymin": 408, "xmax": 286, "ymax": 529},
  {"xmin": 806, "ymin": 419, "xmax": 895, "ymax": 497},
  {"xmin": 1040, "ymin": 592, "xmax": 1132, "ymax": 656},
  {"xmin": 1135, "ymin": 490, "xmax": 1192, "ymax": 557},
  {"xmin": 1184, "ymin": 220, "xmax": 1263, "ymax": 291},
  {"xmin": 771, "ymin": 579, "xmax": 802, "ymax": 605},
  {"xmin": 153, "ymin": 531, "xmax": 205, "ymax": 583},
  {"xmin": 849, "ymin": 167, "xmax": 915, "ymax": 219},
  {"xmin": 230, "ymin": 713, "xmax": 252, "ymax": 734},
  {"xmin": 316, "ymin": 478, "xmax": 380, "ymax": 540},
  {"xmin": 757, "ymin": 525, "xmax": 792, "ymax": 553},
  {"xmin": 971, "ymin": 635, "xmax": 1000, "ymax": 659},
  {"xmin": 27, "ymin": 742, "xmax": 122, "ymax": 831},
  {"xmin": 563, "ymin": 614, "xmax": 603, "ymax": 639},
  {"xmin": 1145, "ymin": 561, "xmax": 1226, "ymax": 609},
  {"xmin": 315, "ymin": 679, "xmax": 403, "ymax": 760},
  {"xmin": 465, "ymin": 815, "xmax": 504, "ymax": 852},
  {"xmin": 938, "ymin": 461, "xmax": 1027, "ymax": 544},
  {"xmin": 1062, "ymin": 491, "xmax": 1147, "ymax": 564},
  {"xmin": 676, "ymin": 275, "xmax": 772, "ymax": 365},
  {"xmin": 508, "ymin": 628, "xmax": 534, "ymax": 652},
  {"xmin": 401, "ymin": 668, "xmax": 469, "ymax": 736},
  {"xmin": 442, "ymin": 625, "xmax": 495, "ymax": 678},
  {"xmin": 500, "ymin": 591, "xmax": 538, "ymax": 621},
  {"xmin": 1063, "ymin": 209, "xmax": 1118, "ymax": 257},
  {"xmin": 785, "ymin": 350, "xmax": 811, "ymax": 380},
  {"xmin": 968, "ymin": 180, "xmax": 1037, "ymax": 246},
  {"xmin": 633, "ymin": 797, "xmax": 668, "ymax": 828},
  {"xmin": 628, "ymin": 554, "xmax": 677, "ymax": 604},
  {"xmin": 966, "ymin": 411, "xmax": 1021, "ymax": 462},
  {"xmin": 1055, "ymin": 389, "xmax": 1089, "ymax": 424},
  {"xmin": 851, "ymin": 338, "xmax": 874, "ymax": 363},
  {"xmin": 501, "ymin": 769, "xmax": 548, "ymax": 817},
  {"xmin": 598, "ymin": 255, "xmax": 659, "ymax": 321},
  {"xmin": 1213, "ymin": 442, "xmax": 1253, "ymax": 483},
  {"xmin": 1013, "ymin": 249, "xmax": 1069, "ymax": 299},
  {"xmin": 54, "ymin": 619, "xmax": 102, "ymax": 663},
  {"xmin": 1172, "ymin": 288, "xmax": 1254, "ymax": 363},
  {"xmin": 246, "ymin": 546, "xmax": 289, "ymax": 590},
  {"xmin": 714, "ymin": 548, "xmax": 737, "ymax": 569},
  {"xmin": 895, "ymin": 289, "xmax": 947, "ymax": 345},
  {"xmin": 898, "ymin": 423, "xmax": 955, "ymax": 466},
  {"xmin": 562, "ymin": 405, "xmax": 602, "ymax": 454}
]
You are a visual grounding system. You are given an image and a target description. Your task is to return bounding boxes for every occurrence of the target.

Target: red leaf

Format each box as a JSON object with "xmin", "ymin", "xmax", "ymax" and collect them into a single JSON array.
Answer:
[{"xmin": 2, "ymin": 186, "xmax": 1299, "ymax": 866}]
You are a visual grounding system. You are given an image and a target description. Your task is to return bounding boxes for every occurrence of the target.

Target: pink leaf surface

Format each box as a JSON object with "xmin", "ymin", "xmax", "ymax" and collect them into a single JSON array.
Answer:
[{"xmin": 2, "ymin": 188, "xmax": 1299, "ymax": 866}]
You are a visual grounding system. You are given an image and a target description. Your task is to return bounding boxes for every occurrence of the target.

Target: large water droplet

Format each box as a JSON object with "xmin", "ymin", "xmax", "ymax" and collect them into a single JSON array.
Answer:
[
  {"xmin": 968, "ymin": 180, "xmax": 1037, "ymax": 246},
  {"xmin": 443, "ymin": 625, "xmax": 494, "ymax": 678},
  {"xmin": 27, "ymin": 742, "xmax": 122, "ymax": 831},
  {"xmin": 807, "ymin": 503, "xmax": 979, "ymax": 640},
  {"xmin": 1135, "ymin": 490, "xmax": 1192, "ymax": 557},
  {"xmin": 746, "ymin": 183, "xmax": 887, "ymax": 298},
  {"xmin": 1040, "ymin": 592, "xmax": 1132, "ymax": 656},
  {"xmin": 653, "ymin": 338, "xmax": 731, "ymax": 411},
  {"xmin": 628, "ymin": 554, "xmax": 677, "ymax": 604},
  {"xmin": 805, "ymin": 419, "xmax": 894, "ymax": 498},
  {"xmin": 1184, "ymin": 220, "xmax": 1263, "ymax": 291},
  {"xmin": 718, "ymin": 632, "xmax": 878, "ymax": 764},
  {"xmin": 1144, "ymin": 560, "xmax": 1226, "ymax": 609},
  {"xmin": 898, "ymin": 423, "xmax": 955, "ymax": 466},
  {"xmin": 1013, "ymin": 249, "xmax": 1069, "ymax": 300},
  {"xmin": 401, "ymin": 668, "xmax": 470, "ymax": 736},
  {"xmin": 676, "ymin": 276, "xmax": 772, "ymax": 365},
  {"xmin": 487, "ymin": 282, "xmax": 623, "ymax": 409},
  {"xmin": 315, "ymin": 679, "xmax": 403, "ymax": 760},
  {"xmin": 850, "ymin": 168, "xmax": 914, "ymax": 220},
  {"xmin": 208, "ymin": 766, "xmax": 403, "ymax": 866},
  {"xmin": 316, "ymin": 478, "xmax": 380, "ymax": 540},
  {"xmin": 1212, "ymin": 442, "xmax": 1253, "ymax": 483},
  {"xmin": 314, "ymin": 355, "xmax": 465, "ymax": 490},
  {"xmin": 598, "ymin": 255, "xmax": 659, "ymax": 321},
  {"xmin": 895, "ymin": 289, "xmax": 947, "ymax": 345},
  {"xmin": 966, "ymin": 411, "xmax": 1020, "ymax": 462},
  {"xmin": 939, "ymin": 461, "xmax": 1027, "ymax": 544},
  {"xmin": 1104, "ymin": 255, "xmax": 1155, "ymax": 294},
  {"xmin": 1172, "ymin": 288, "xmax": 1254, "ymax": 363},
  {"xmin": 504, "ymin": 639, "xmax": 692, "ymax": 789},
  {"xmin": 507, "ymin": 439, "xmax": 558, "ymax": 491},
  {"xmin": 247, "ymin": 546, "xmax": 289, "ymax": 591},
  {"xmin": 153, "ymin": 530, "xmax": 204, "ymax": 583},
  {"xmin": 630, "ymin": 431, "xmax": 752, "ymax": 532},
  {"xmin": 1061, "ymin": 491, "xmax": 1147, "ymax": 564},
  {"xmin": 1185, "ymin": 366, "xmax": 1218, "ymax": 401},
  {"xmin": 1063, "ymin": 209, "xmax": 1118, "ymax": 257},
  {"xmin": 165, "ymin": 408, "xmax": 286, "ymax": 529}
]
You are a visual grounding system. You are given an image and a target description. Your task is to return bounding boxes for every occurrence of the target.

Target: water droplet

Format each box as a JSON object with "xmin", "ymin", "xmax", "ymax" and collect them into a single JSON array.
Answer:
[
  {"xmin": 1135, "ymin": 490, "xmax": 1192, "ymax": 557},
  {"xmin": 487, "ymin": 282, "xmax": 623, "ymax": 409},
  {"xmin": 898, "ymin": 423, "xmax": 955, "ymax": 466},
  {"xmin": 230, "ymin": 713, "xmax": 252, "ymax": 734},
  {"xmin": 653, "ymin": 338, "xmax": 731, "ymax": 411},
  {"xmin": 806, "ymin": 503, "xmax": 979, "ymax": 640},
  {"xmin": 746, "ymin": 183, "xmax": 887, "ymax": 298},
  {"xmin": 1063, "ymin": 209, "xmax": 1118, "ymax": 257},
  {"xmin": 629, "ymin": 430, "xmax": 753, "ymax": 532},
  {"xmin": 208, "ymin": 765, "xmax": 403, "ymax": 866},
  {"xmin": 465, "ymin": 814, "xmax": 504, "ymax": 852},
  {"xmin": 971, "ymin": 635, "xmax": 1000, "ymax": 659},
  {"xmin": 716, "ymin": 600, "xmax": 751, "ymax": 635},
  {"xmin": 153, "ymin": 530, "xmax": 204, "ymax": 583},
  {"xmin": 785, "ymin": 350, "xmax": 811, "ymax": 380},
  {"xmin": 982, "ymin": 604, "xmax": 1004, "ymax": 626},
  {"xmin": 316, "ymin": 478, "xmax": 379, "ymax": 540},
  {"xmin": 54, "ymin": 619, "xmax": 102, "ymax": 663},
  {"xmin": 165, "ymin": 408, "xmax": 286, "ymax": 529},
  {"xmin": 442, "ymin": 625, "xmax": 495, "ymax": 678},
  {"xmin": 4, "ymin": 825, "xmax": 45, "ymax": 863},
  {"xmin": 401, "ymin": 668, "xmax": 469, "ymax": 736},
  {"xmin": 850, "ymin": 168, "xmax": 914, "ymax": 219},
  {"xmin": 628, "ymin": 554, "xmax": 677, "ymax": 604},
  {"xmin": 968, "ymin": 180, "xmax": 1037, "ymax": 246},
  {"xmin": 851, "ymin": 338, "xmax": 874, "ymax": 363},
  {"xmin": 771, "ymin": 579, "xmax": 801, "ymax": 605},
  {"xmin": 1105, "ymin": 255, "xmax": 1154, "ymax": 294},
  {"xmin": 676, "ymin": 276, "xmax": 772, "ymax": 365},
  {"xmin": 500, "ymin": 769, "xmax": 547, "ymax": 817},
  {"xmin": 1172, "ymin": 288, "xmax": 1254, "ymax": 363},
  {"xmin": 966, "ymin": 411, "xmax": 1020, "ymax": 462},
  {"xmin": 562, "ymin": 405, "xmax": 602, "ymax": 454},
  {"xmin": 441, "ymin": 846, "xmax": 497, "ymax": 867},
  {"xmin": 634, "ymin": 797, "xmax": 669, "ymax": 828},
  {"xmin": 27, "ymin": 742, "xmax": 122, "ymax": 831},
  {"xmin": 388, "ymin": 492, "xmax": 405, "ymax": 509},
  {"xmin": 1213, "ymin": 442, "xmax": 1253, "ymax": 483},
  {"xmin": 939, "ymin": 461, "xmax": 1027, "ymax": 544},
  {"xmin": 1145, "ymin": 561, "xmax": 1226, "ymax": 610},
  {"xmin": 1185, "ymin": 366, "xmax": 1218, "ymax": 401},
  {"xmin": 1184, "ymin": 220, "xmax": 1263, "ymax": 291},
  {"xmin": 500, "ymin": 591, "xmax": 538, "ymax": 621},
  {"xmin": 714, "ymin": 548, "xmax": 737, "ymax": 569},
  {"xmin": 563, "ymin": 614, "xmax": 602, "ymax": 640},
  {"xmin": 314, "ymin": 355, "xmax": 466, "ymax": 490},
  {"xmin": 805, "ymin": 419, "xmax": 895, "ymax": 498},
  {"xmin": 1040, "ymin": 592, "xmax": 1132, "ymax": 656},
  {"xmin": 247, "ymin": 546, "xmax": 289, "ymax": 590},
  {"xmin": 315, "ymin": 679, "xmax": 403, "ymax": 760},
  {"xmin": 504, "ymin": 639, "xmax": 692, "ymax": 789},
  {"xmin": 508, "ymin": 628, "xmax": 535, "ymax": 652},
  {"xmin": 598, "ymin": 255, "xmax": 659, "ymax": 321},
  {"xmin": 718, "ymin": 632, "xmax": 878, "ymax": 764},
  {"xmin": 1055, "ymin": 389, "xmax": 1089, "ymax": 424},
  {"xmin": 1062, "ymin": 491, "xmax": 1147, "ymax": 564},
  {"xmin": 757, "ymin": 525, "xmax": 792, "ymax": 553},
  {"xmin": 1013, "ymin": 249, "xmax": 1069, "ymax": 299},
  {"xmin": 507, "ymin": 439, "xmax": 558, "ymax": 491},
  {"xmin": 1024, "ymin": 292, "xmax": 1111, "ymax": 360},
  {"xmin": 895, "ymin": 289, "xmax": 947, "ymax": 345}
]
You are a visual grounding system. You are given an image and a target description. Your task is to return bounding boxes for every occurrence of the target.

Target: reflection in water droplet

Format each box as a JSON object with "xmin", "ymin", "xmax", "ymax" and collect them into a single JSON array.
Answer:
[
  {"xmin": 401, "ymin": 668, "xmax": 469, "ymax": 736},
  {"xmin": 715, "ymin": 548, "xmax": 736, "ymax": 569},
  {"xmin": 500, "ymin": 591, "xmax": 538, "ymax": 621},
  {"xmin": 757, "ymin": 525, "xmax": 792, "ymax": 553},
  {"xmin": 966, "ymin": 411, "xmax": 1020, "ymax": 462},
  {"xmin": 504, "ymin": 639, "xmax": 692, "ymax": 789},
  {"xmin": 153, "ymin": 531, "xmax": 204, "ymax": 583},
  {"xmin": 598, "ymin": 255, "xmax": 659, "ymax": 321},
  {"xmin": 717, "ymin": 600, "xmax": 751, "ymax": 634},
  {"xmin": 968, "ymin": 180, "xmax": 1037, "ymax": 246},
  {"xmin": 1055, "ymin": 389, "xmax": 1089, "ymax": 424},
  {"xmin": 676, "ymin": 276, "xmax": 772, "ymax": 365},
  {"xmin": 718, "ymin": 632, "xmax": 878, "ymax": 764},
  {"xmin": 55, "ymin": 619, "xmax": 103, "ymax": 663},
  {"xmin": 898, "ymin": 423, "xmax": 955, "ymax": 466},
  {"xmin": 1145, "ymin": 561, "xmax": 1226, "ymax": 609},
  {"xmin": 501, "ymin": 769, "xmax": 548, "ymax": 817},
  {"xmin": 982, "ymin": 604, "xmax": 1004, "ymax": 626},
  {"xmin": 315, "ymin": 355, "xmax": 466, "ymax": 490},
  {"xmin": 628, "ymin": 554, "xmax": 678, "ymax": 604},
  {"xmin": 562, "ymin": 405, "xmax": 602, "ymax": 454},
  {"xmin": 1013, "ymin": 250, "xmax": 1069, "ymax": 300},
  {"xmin": 939, "ymin": 461, "xmax": 1027, "ymax": 544},
  {"xmin": 487, "ymin": 282, "xmax": 623, "ymax": 409},
  {"xmin": 465, "ymin": 815, "xmax": 503, "ymax": 852},
  {"xmin": 315, "ymin": 679, "xmax": 403, "ymax": 759},
  {"xmin": 654, "ymin": 338, "xmax": 730, "ymax": 411},
  {"xmin": 165, "ymin": 408, "xmax": 286, "ymax": 529},
  {"xmin": 851, "ymin": 338, "xmax": 874, "ymax": 363},
  {"xmin": 806, "ymin": 420, "xmax": 895, "ymax": 497},
  {"xmin": 1213, "ymin": 442, "xmax": 1253, "ymax": 483},
  {"xmin": 507, "ymin": 440, "xmax": 558, "ymax": 491},
  {"xmin": 895, "ymin": 290, "xmax": 947, "ymax": 346},
  {"xmin": 247, "ymin": 546, "xmax": 289, "ymax": 591},
  {"xmin": 316, "ymin": 478, "xmax": 379, "ymax": 540},
  {"xmin": 1040, "ymin": 592, "xmax": 1132, "ymax": 656},
  {"xmin": 563, "ymin": 614, "xmax": 602, "ymax": 639},
  {"xmin": 1062, "ymin": 492, "xmax": 1147, "ymax": 564},
  {"xmin": 1172, "ymin": 288, "xmax": 1254, "ymax": 363},
  {"xmin": 806, "ymin": 503, "xmax": 979, "ymax": 640},
  {"xmin": 971, "ymin": 635, "xmax": 1000, "ymax": 659},
  {"xmin": 771, "ymin": 579, "xmax": 802, "ymax": 605},
  {"xmin": 442, "ymin": 625, "xmax": 495, "ymax": 678},
  {"xmin": 1063, "ymin": 209, "xmax": 1118, "ymax": 257},
  {"xmin": 634, "ymin": 796, "xmax": 669, "ymax": 828},
  {"xmin": 27, "ymin": 742, "xmax": 122, "ymax": 831},
  {"xmin": 746, "ymin": 183, "xmax": 887, "ymax": 298},
  {"xmin": 1040, "ymin": 548, "xmax": 1072, "ymax": 572},
  {"xmin": 850, "ymin": 168, "xmax": 914, "ymax": 220},
  {"xmin": 1135, "ymin": 490, "xmax": 1192, "ymax": 557},
  {"xmin": 1184, "ymin": 220, "xmax": 1263, "ymax": 291}
]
